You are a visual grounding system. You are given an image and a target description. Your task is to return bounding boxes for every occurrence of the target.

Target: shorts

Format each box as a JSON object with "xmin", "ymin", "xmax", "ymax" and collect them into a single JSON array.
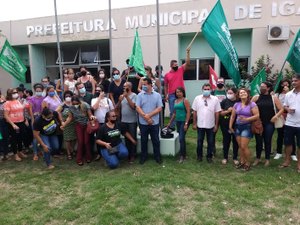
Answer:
[
  {"xmin": 235, "ymin": 123, "xmax": 253, "ymax": 139},
  {"xmin": 284, "ymin": 125, "xmax": 300, "ymax": 147}
]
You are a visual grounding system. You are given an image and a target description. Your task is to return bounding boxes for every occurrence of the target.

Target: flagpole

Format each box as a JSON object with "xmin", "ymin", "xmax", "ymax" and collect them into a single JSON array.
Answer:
[
  {"xmin": 108, "ymin": 0, "xmax": 113, "ymax": 75},
  {"xmin": 187, "ymin": 30, "xmax": 200, "ymax": 50},
  {"xmin": 54, "ymin": 0, "xmax": 63, "ymax": 94},
  {"xmin": 156, "ymin": 0, "xmax": 163, "ymax": 127}
]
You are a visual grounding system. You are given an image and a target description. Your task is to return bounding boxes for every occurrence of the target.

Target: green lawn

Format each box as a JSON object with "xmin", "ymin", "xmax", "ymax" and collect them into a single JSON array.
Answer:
[{"xmin": 0, "ymin": 128, "xmax": 300, "ymax": 225}]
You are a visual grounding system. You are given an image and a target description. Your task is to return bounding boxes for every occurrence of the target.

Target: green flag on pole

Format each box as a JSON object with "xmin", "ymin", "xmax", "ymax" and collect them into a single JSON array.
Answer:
[
  {"xmin": 0, "ymin": 40, "xmax": 27, "ymax": 83},
  {"xmin": 201, "ymin": 0, "xmax": 240, "ymax": 87},
  {"xmin": 250, "ymin": 68, "xmax": 266, "ymax": 96},
  {"xmin": 273, "ymin": 72, "xmax": 283, "ymax": 93},
  {"xmin": 286, "ymin": 29, "xmax": 300, "ymax": 73},
  {"xmin": 129, "ymin": 30, "xmax": 146, "ymax": 76}
]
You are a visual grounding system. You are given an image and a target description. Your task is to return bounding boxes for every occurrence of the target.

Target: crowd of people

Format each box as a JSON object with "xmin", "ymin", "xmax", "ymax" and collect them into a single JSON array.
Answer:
[{"xmin": 0, "ymin": 52, "xmax": 300, "ymax": 173}]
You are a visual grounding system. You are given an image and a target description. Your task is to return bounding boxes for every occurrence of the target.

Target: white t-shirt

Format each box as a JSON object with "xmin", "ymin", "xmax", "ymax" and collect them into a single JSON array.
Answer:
[
  {"xmin": 192, "ymin": 95, "xmax": 221, "ymax": 129},
  {"xmin": 91, "ymin": 97, "xmax": 114, "ymax": 123},
  {"xmin": 284, "ymin": 90, "xmax": 300, "ymax": 127}
]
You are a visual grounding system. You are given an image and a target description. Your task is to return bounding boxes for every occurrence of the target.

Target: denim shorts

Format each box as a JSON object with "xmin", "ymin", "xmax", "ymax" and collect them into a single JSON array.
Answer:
[
  {"xmin": 284, "ymin": 125, "xmax": 300, "ymax": 147},
  {"xmin": 235, "ymin": 123, "xmax": 253, "ymax": 139}
]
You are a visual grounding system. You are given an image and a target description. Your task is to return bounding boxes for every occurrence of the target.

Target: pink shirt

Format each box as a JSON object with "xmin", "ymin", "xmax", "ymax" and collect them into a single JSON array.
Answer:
[
  {"xmin": 164, "ymin": 65, "xmax": 185, "ymax": 94},
  {"xmin": 4, "ymin": 100, "xmax": 25, "ymax": 123},
  {"xmin": 192, "ymin": 95, "xmax": 221, "ymax": 129}
]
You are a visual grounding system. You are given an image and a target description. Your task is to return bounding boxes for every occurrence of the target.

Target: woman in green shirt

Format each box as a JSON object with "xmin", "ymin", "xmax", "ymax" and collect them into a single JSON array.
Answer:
[{"xmin": 168, "ymin": 87, "xmax": 191, "ymax": 163}]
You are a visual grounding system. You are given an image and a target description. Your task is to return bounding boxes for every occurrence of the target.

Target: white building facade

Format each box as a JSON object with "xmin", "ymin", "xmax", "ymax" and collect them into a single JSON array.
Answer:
[{"xmin": 0, "ymin": 0, "xmax": 299, "ymax": 100}]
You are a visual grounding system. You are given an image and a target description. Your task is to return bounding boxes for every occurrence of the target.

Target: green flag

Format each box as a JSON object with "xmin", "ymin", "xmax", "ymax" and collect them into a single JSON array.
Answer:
[
  {"xmin": 0, "ymin": 40, "xmax": 27, "ymax": 83},
  {"xmin": 201, "ymin": 0, "xmax": 240, "ymax": 87},
  {"xmin": 250, "ymin": 68, "xmax": 266, "ymax": 96},
  {"xmin": 129, "ymin": 30, "xmax": 146, "ymax": 76},
  {"xmin": 273, "ymin": 72, "xmax": 283, "ymax": 93},
  {"xmin": 286, "ymin": 29, "xmax": 300, "ymax": 73}
]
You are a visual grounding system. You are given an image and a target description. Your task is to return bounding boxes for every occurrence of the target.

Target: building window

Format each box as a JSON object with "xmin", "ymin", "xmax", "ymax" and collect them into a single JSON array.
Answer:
[
  {"xmin": 182, "ymin": 58, "xmax": 214, "ymax": 80},
  {"xmin": 220, "ymin": 57, "xmax": 249, "ymax": 79},
  {"xmin": 56, "ymin": 47, "xmax": 78, "ymax": 65}
]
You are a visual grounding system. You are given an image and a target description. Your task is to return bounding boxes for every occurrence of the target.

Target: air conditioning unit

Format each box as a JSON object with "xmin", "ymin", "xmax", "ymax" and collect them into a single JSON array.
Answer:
[{"xmin": 267, "ymin": 25, "xmax": 290, "ymax": 41}]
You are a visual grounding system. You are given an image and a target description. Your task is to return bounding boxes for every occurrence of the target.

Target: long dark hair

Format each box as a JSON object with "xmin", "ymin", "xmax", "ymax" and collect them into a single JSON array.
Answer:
[{"xmin": 175, "ymin": 87, "xmax": 186, "ymax": 98}]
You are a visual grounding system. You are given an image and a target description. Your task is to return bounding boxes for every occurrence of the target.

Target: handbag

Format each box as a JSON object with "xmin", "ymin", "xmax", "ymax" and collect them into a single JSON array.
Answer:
[
  {"xmin": 271, "ymin": 95, "xmax": 284, "ymax": 128},
  {"xmin": 251, "ymin": 119, "xmax": 263, "ymax": 135},
  {"xmin": 86, "ymin": 119, "xmax": 99, "ymax": 134}
]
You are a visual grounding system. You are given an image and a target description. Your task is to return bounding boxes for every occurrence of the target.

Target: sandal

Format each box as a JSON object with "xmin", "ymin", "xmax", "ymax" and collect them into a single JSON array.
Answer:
[
  {"xmin": 278, "ymin": 164, "xmax": 290, "ymax": 168},
  {"xmin": 235, "ymin": 162, "xmax": 244, "ymax": 169},
  {"xmin": 67, "ymin": 155, "xmax": 72, "ymax": 160},
  {"xmin": 241, "ymin": 164, "xmax": 251, "ymax": 171}
]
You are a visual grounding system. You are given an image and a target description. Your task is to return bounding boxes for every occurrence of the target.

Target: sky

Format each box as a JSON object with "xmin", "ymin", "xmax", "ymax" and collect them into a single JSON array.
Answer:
[{"xmin": 0, "ymin": 0, "xmax": 188, "ymax": 22}]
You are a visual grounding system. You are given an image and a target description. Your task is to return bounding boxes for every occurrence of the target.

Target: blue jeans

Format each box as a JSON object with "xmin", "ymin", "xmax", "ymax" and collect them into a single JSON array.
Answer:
[
  {"xmin": 139, "ymin": 124, "xmax": 161, "ymax": 162},
  {"xmin": 197, "ymin": 128, "xmax": 214, "ymax": 159},
  {"xmin": 168, "ymin": 93, "xmax": 176, "ymax": 129},
  {"xmin": 255, "ymin": 122, "xmax": 275, "ymax": 160},
  {"xmin": 40, "ymin": 135, "xmax": 59, "ymax": 166},
  {"xmin": 176, "ymin": 121, "xmax": 186, "ymax": 157},
  {"xmin": 100, "ymin": 142, "xmax": 128, "ymax": 169}
]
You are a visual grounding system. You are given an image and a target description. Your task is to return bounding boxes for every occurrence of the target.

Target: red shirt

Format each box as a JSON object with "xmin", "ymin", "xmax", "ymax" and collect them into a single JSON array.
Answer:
[{"xmin": 164, "ymin": 65, "xmax": 185, "ymax": 94}]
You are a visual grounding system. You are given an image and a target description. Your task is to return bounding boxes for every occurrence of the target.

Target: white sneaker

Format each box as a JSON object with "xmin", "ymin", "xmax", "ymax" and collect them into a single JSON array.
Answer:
[
  {"xmin": 291, "ymin": 155, "xmax": 298, "ymax": 161},
  {"xmin": 274, "ymin": 153, "xmax": 282, "ymax": 160}
]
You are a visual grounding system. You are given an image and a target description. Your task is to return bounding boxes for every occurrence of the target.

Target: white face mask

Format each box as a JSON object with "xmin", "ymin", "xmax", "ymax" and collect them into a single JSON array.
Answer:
[
  {"xmin": 226, "ymin": 94, "xmax": 234, "ymax": 100},
  {"xmin": 12, "ymin": 93, "xmax": 19, "ymax": 99},
  {"xmin": 65, "ymin": 97, "xmax": 72, "ymax": 102},
  {"xmin": 74, "ymin": 105, "xmax": 80, "ymax": 109}
]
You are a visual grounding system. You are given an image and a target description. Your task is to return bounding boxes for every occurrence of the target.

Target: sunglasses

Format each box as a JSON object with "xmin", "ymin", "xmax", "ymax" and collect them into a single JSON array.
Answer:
[{"xmin": 204, "ymin": 99, "xmax": 208, "ymax": 107}]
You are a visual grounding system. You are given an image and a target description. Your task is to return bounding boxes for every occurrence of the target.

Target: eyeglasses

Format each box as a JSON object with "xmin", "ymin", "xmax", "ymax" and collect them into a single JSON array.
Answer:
[
  {"xmin": 113, "ymin": 73, "xmax": 120, "ymax": 75},
  {"xmin": 204, "ymin": 99, "xmax": 208, "ymax": 106},
  {"xmin": 110, "ymin": 115, "xmax": 117, "ymax": 118},
  {"xmin": 12, "ymin": 92, "xmax": 18, "ymax": 94}
]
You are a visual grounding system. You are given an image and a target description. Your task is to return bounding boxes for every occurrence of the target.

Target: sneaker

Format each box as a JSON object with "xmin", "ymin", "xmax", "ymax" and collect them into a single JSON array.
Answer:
[
  {"xmin": 47, "ymin": 164, "xmax": 55, "ymax": 169},
  {"xmin": 252, "ymin": 159, "xmax": 260, "ymax": 166},
  {"xmin": 274, "ymin": 153, "xmax": 282, "ymax": 160},
  {"xmin": 233, "ymin": 160, "xmax": 239, "ymax": 166},
  {"xmin": 221, "ymin": 159, "xmax": 227, "ymax": 165},
  {"xmin": 178, "ymin": 156, "xmax": 185, "ymax": 164},
  {"xmin": 291, "ymin": 155, "xmax": 298, "ymax": 161}
]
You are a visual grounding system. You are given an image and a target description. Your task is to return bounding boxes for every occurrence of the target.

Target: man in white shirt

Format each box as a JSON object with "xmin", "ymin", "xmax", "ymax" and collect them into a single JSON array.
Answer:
[
  {"xmin": 192, "ymin": 83, "xmax": 221, "ymax": 163},
  {"xmin": 281, "ymin": 74, "xmax": 300, "ymax": 172}
]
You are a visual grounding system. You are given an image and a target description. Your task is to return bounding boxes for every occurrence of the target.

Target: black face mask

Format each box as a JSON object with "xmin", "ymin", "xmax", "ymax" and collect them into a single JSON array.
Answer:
[
  {"xmin": 172, "ymin": 66, "xmax": 178, "ymax": 71},
  {"xmin": 217, "ymin": 83, "xmax": 224, "ymax": 89},
  {"xmin": 94, "ymin": 92, "xmax": 100, "ymax": 97},
  {"xmin": 260, "ymin": 89, "xmax": 267, "ymax": 95},
  {"xmin": 110, "ymin": 119, "xmax": 116, "ymax": 124}
]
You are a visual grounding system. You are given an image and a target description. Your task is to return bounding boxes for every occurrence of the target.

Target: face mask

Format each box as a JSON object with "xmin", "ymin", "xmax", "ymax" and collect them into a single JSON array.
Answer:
[
  {"xmin": 203, "ymin": 90, "xmax": 211, "ymax": 97},
  {"xmin": 94, "ymin": 92, "xmax": 100, "ymax": 97},
  {"xmin": 125, "ymin": 88, "xmax": 130, "ymax": 92},
  {"xmin": 12, "ymin": 93, "xmax": 19, "ymax": 99},
  {"xmin": 99, "ymin": 73, "xmax": 105, "ymax": 79},
  {"xmin": 79, "ymin": 87, "xmax": 86, "ymax": 94},
  {"xmin": 48, "ymin": 92, "xmax": 55, "ymax": 97},
  {"xmin": 142, "ymin": 85, "xmax": 148, "ymax": 92},
  {"xmin": 43, "ymin": 84, "xmax": 48, "ymax": 88},
  {"xmin": 65, "ymin": 97, "xmax": 72, "ymax": 102},
  {"xmin": 110, "ymin": 119, "xmax": 116, "ymax": 124},
  {"xmin": 74, "ymin": 105, "xmax": 80, "ymax": 109},
  {"xmin": 36, "ymin": 91, "xmax": 43, "ymax": 97},
  {"xmin": 172, "ymin": 66, "xmax": 178, "ymax": 71},
  {"xmin": 113, "ymin": 74, "xmax": 120, "ymax": 80},
  {"xmin": 260, "ymin": 88, "xmax": 267, "ymax": 95},
  {"xmin": 226, "ymin": 94, "xmax": 234, "ymax": 100},
  {"xmin": 217, "ymin": 83, "xmax": 224, "ymax": 89}
]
